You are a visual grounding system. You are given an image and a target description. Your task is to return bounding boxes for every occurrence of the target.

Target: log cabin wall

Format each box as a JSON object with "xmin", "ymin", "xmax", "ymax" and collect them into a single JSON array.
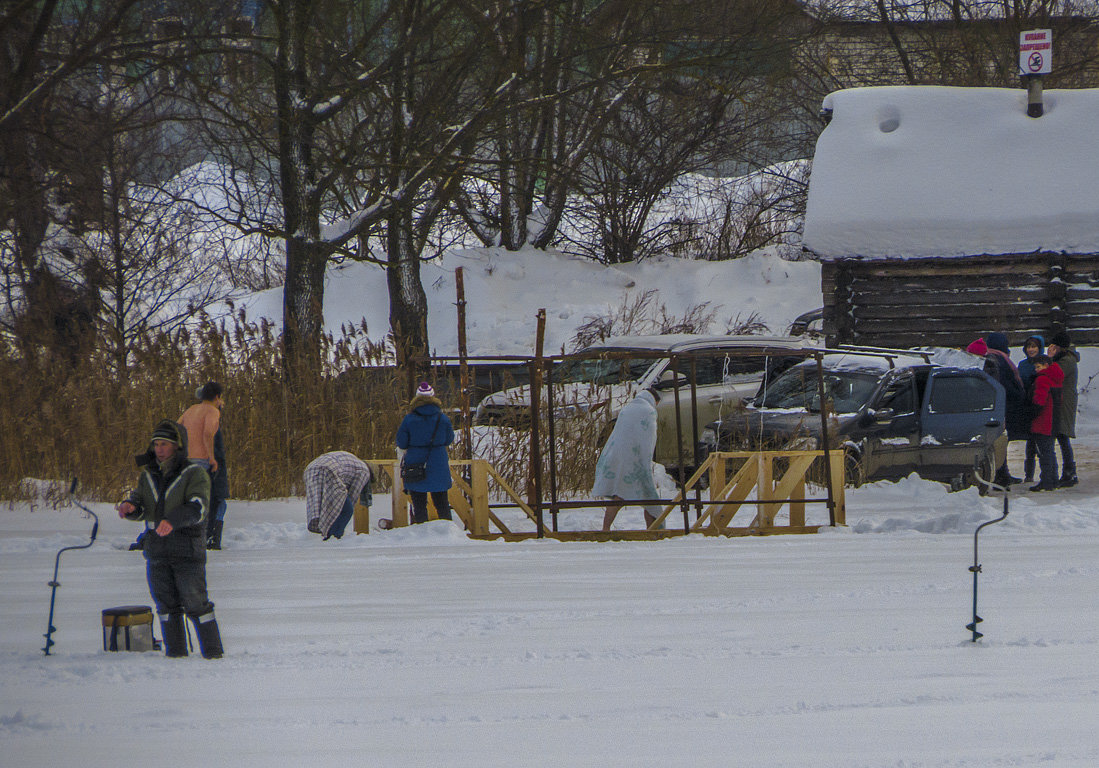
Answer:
[{"xmin": 820, "ymin": 253, "xmax": 1099, "ymax": 349}]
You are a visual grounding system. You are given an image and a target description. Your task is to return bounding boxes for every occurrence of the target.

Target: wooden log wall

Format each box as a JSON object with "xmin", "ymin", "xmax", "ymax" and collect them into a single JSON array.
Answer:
[{"xmin": 820, "ymin": 252, "xmax": 1099, "ymax": 349}]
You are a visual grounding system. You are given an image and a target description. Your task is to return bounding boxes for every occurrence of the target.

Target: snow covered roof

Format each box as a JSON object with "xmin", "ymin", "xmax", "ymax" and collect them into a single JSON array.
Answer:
[{"xmin": 801, "ymin": 86, "xmax": 1099, "ymax": 259}]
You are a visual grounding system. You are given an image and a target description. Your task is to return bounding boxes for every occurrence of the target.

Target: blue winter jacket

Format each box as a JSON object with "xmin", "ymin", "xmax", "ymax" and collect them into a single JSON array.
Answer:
[
  {"xmin": 396, "ymin": 396, "xmax": 455, "ymax": 492},
  {"xmin": 1017, "ymin": 334, "xmax": 1045, "ymax": 390}
]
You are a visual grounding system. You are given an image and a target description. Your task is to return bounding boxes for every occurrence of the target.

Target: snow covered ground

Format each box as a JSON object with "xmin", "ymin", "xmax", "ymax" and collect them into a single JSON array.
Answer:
[
  {"xmin": 5, "ymin": 243, "xmax": 1099, "ymax": 765},
  {"xmin": 3, "ymin": 463, "xmax": 1099, "ymax": 768}
]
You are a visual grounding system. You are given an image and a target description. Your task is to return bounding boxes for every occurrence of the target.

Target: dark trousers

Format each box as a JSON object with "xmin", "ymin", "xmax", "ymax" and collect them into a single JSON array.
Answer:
[
  {"xmin": 1024, "ymin": 437, "xmax": 1038, "ymax": 480},
  {"xmin": 409, "ymin": 490, "xmax": 451, "ymax": 523},
  {"xmin": 1056, "ymin": 434, "xmax": 1076, "ymax": 477},
  {"xmin": 325, "ymin": 493, "xmax": 355, "ymax": 540},
  {"xmin": 146, "ymin": 557, "xmax": 214, "ymax": 619},
  {"xmin": 210, "ymin": 497, "xmax": 227, "ymax": 522},
  {"xmin": 1033, "ymin": 433, "xmax": 1058, "ymax": 489}
]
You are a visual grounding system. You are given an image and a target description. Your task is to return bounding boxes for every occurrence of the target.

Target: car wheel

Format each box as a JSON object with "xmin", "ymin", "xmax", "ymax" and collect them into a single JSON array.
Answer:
[{"xmin": 969, "ymin": 450, "xmax": 995, "ymax": 496}]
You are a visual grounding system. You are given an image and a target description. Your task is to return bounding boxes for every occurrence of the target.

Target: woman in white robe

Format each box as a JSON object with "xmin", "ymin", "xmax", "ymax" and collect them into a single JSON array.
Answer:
[{"xmin": 592, "ymin": 388, "xmax": 663, "ymax": 530}]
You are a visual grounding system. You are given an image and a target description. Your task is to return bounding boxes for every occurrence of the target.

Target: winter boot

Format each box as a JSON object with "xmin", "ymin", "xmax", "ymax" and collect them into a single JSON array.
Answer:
[
  {"xmin": 191, "ymin": 610, "xmax": 224, "ymax": 659},
  {"xmin": 1059, "ymin": 472, "xmax": 1079, "ymax": 488},
  {"xmin": 206, "ymin": 519, "xmax": 223, "ymax": 550},
  {"xmin": 160, "ymin": 612, "xmax": 188, "ymax": 657}
]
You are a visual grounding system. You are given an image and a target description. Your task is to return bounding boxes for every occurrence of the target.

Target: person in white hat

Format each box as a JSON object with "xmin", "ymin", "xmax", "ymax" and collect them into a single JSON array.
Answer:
[{"xmin": 396, "ymin": 382, "xmax": 455, "ymax": 523}]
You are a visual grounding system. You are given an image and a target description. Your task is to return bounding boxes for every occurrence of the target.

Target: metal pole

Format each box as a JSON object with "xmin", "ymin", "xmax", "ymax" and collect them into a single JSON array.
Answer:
[
  {"xmin": 545, "ymin": 352, "xmax": 560, "ymax": 533},
  {"xmin": 689, "ymin": 355, "xmax": 701, "ymax": 520},
  {"xmin": 529, "ymin": 310, "xmax": 546, "ymax": 538},
  {"xmin": 815, "ymin": 352, "xmax": 837, "ymax": 526},
  {"xmin": 455, "ymin": 268, "xmax": 472, "ymax": 463},
  {"xmin": 670, "ymin": 355, "xmax": 689, "ymax": 532},
  {"xmin": 1026, "ymin": 75, "xmax": 1044, "ymax": 118}
]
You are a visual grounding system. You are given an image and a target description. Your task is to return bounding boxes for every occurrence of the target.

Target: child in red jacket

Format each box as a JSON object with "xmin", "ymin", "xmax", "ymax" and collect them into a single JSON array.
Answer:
[{"xmin": 1029, "ymin": 355, "xmax": 1064, "ymax": 491}]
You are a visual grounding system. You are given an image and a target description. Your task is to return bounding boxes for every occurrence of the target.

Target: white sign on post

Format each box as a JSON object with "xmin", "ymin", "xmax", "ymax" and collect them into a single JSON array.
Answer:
[{"xmin": 1020, "ymin": 29, "xmax": 1052, "ymax": 75}]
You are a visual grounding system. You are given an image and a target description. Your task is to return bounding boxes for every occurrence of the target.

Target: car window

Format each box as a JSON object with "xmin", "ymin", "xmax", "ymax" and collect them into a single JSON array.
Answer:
[
  {"xmin": 927, "ymin": 374, "xmax": 997, "ymax": 414},
  {"xmin": 876, "ymin": 376, "xmax": 917, "ymax": 416},
  {"xmin": 556, "ymin": 356, "xmax": 654, "ymax": 386},
  {"xmin": 757, "ymin": 364, "xmax": 878, "ymax": 413},
  {"xmin": 721, "ymin": 354, "xmax": 769, "ymax": 384},
  {"xmin": 682, "ymin": 352, "xmax": 800, "ymax": 387},
  {"xmin": 679, "ymin": 353, "xmax": 765, "ymax": 386}
]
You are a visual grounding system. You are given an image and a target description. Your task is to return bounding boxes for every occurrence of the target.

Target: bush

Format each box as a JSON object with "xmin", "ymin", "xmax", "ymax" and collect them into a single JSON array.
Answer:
[{"xmin": 0, "ymin": 313, "xmax": 403, "ymax": 502}]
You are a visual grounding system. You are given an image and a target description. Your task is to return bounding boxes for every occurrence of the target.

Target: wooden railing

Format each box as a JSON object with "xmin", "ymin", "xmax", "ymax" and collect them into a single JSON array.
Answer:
[{"xmin": 363, "ymin": 449, "xmax": 845, "ymax": 541}]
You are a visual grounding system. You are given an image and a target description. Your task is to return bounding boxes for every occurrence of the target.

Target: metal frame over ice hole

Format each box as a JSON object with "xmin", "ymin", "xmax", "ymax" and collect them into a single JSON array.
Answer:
[{"xmin": 383, "ymin": 289, "xmax": 846, "ymax": 541}]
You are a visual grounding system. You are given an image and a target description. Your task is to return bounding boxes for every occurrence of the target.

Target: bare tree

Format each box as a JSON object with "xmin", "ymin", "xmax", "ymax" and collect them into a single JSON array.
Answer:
[{"xmin": 0, "ymin": 0, "xmax": 148, "ymax": 367}]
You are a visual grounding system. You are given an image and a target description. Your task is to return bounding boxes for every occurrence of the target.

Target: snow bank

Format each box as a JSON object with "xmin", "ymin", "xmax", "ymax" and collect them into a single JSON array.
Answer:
[{"xmin": 222, "ymin": 245, "xmax": 822, "ymax": 358}]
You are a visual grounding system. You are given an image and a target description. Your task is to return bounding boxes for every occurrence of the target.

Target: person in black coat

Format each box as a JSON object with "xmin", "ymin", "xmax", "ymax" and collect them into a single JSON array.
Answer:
[
  {"xmin": 968, "ymin": 333, "xmax": 1025, "ymax": 485},
  {"xmin": 1048, "ymin": 331, "xmax": 1080, "ymax": 487},
  {"xmin": 117, "ymin": 420, "xmax": 223, "ymax": 659}
]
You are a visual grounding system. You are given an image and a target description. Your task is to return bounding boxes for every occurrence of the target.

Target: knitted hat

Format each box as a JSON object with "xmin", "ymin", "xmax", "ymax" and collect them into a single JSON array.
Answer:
[
  {"xmin": 1050, "ymin": 330, "xmax": 1071, "ymax": 348},
  {"xmin": 966, "ymin": 338, "xmax": 988, "ymax": 356},
  {"xmin": 986, "ymin": 332, "xmax": 1011, "ymax": 355},
  {"xmin": 416, "ymin": 382, "xmax": 435, "ymax": 397},
  {"xmin": 150, "ymin": 421, "xmax": 180, "ymax": 446}
]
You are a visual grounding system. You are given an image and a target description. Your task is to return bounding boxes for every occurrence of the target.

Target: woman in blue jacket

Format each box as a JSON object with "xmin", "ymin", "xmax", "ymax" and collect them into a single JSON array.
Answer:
[{"xmin": 396, "ymin": 382, "xmax": 455, "ymax": 523}]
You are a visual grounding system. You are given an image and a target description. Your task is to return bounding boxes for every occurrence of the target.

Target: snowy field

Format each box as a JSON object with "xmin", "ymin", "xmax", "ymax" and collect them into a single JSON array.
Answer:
[
  {"xmin": 6, "ymin": 244, "xmax": 1099, "ymax": 764},
  {"xmin": 3, "ymin": 432, "xmax": 1099, "ymax": 767}
]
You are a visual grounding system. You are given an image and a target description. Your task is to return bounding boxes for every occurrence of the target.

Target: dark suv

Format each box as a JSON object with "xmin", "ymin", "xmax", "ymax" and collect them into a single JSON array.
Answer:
[{"xmin": 698, "ymin": 350, "xmax": 1008, "ymax": 490}]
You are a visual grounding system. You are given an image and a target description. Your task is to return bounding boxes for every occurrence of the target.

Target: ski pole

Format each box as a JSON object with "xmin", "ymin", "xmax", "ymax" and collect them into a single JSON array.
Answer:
[
  {"xmin": 967, "ymin": 468, "xmax": 1009, "ymax": 642},
  {"xmin": 43, "ymin": 478, "xmax": 99, "ymax": 656}
]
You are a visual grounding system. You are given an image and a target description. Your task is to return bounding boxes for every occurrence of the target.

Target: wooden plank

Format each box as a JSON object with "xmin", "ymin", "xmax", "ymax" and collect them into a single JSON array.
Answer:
[
  {"xmin": 353, "ymin": 503, "xmax": 370, "ymax": 534},
  {"xmin": 755, "ymin": 454, "xmax": 816, "ymax": 528},
  {"xmin": 852, "ymin": 289, "xmax": 1052, "ymax": 306},
  {"xmin": 851, "ymin": 317, "xmax": 1046, "ymax": 335},
  {"xmin": 693, "ymin": 457, "xmax": 759, "ymax": 532},
  {"xmin": 851, "ymin": 276, "xmax": 1046, "ymax": 293},
  {"xmin": 483, "ymin": 463, "xmax": 538, "ymax": 523},
  {"xmin": 851, "ymin": 303, "xmax": 1047, "ymax": 320},
  {"xmin": 847, "ymin": 261, "xmax": 1047, "ymax": 278}
]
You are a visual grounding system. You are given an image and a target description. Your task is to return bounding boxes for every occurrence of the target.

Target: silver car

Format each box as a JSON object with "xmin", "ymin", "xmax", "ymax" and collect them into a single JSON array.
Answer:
[{"xmin": 475, "ymin": 334, "xmax": 809, "ymax": 468}]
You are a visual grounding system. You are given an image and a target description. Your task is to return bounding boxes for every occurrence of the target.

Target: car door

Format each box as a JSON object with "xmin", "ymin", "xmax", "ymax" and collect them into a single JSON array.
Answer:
[
  {"xmin": 919, "ymin": 369, "xmax": 1005, "ymax": 478},
  {"xmin": 860, "ymin": 371, "xmax": 921, "ymax": 480},
  {"xmin": 653, "ymin": 351, "xmax": 733, "ymax": 467}
]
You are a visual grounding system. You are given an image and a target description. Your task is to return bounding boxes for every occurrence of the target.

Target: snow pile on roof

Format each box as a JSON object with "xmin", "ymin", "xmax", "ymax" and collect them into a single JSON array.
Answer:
[{"xmin": 802, "ymin": 86, "xmax": 1099, "ymax": 259}]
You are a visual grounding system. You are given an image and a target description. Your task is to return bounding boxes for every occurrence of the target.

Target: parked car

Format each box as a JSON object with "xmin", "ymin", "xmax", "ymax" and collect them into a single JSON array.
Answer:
[
  {"xmin": 698, "ymin": 349, "xmax": 1008, "ymax": 490},
  {"xmin": 474, "ymin": 334, "xmax": 809, "ymax": 469},
  {"xmin": 788, "ymin": 307, "xmax": 824, "ymax": 339}
]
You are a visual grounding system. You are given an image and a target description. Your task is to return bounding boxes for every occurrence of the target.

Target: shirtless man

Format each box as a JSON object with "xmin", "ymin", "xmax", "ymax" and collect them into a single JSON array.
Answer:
[{"xmin": 179, "ymin": 382, "xmax": 223, "ymax": 473}]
